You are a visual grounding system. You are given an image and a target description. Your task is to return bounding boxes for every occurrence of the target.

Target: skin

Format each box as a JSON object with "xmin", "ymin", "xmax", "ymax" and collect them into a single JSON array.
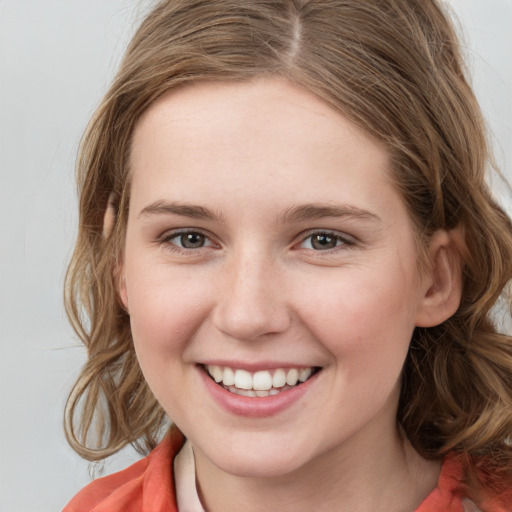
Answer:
[{"xmin": 120, "ymin": 78, "xmax": 462, "ymax": 512}]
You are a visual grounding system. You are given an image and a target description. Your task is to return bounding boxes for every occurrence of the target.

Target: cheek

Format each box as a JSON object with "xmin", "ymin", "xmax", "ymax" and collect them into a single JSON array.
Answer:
[
  {"xmin": 125, "ymin": 267, "xmax": 213, "ymax": 413},
  {"xmin": 296, "ymin": 263, "xmax": 420, "ymax": 360},
  {"xmin": 125, "ymin": 261, "xmax": 213, "ymax": 360}
]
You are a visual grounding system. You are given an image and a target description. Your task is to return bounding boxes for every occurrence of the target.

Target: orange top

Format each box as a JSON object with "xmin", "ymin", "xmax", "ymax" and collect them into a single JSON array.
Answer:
[{"xmin": 63, "ymin": 430, "xmax": 508, "ymax": 512}]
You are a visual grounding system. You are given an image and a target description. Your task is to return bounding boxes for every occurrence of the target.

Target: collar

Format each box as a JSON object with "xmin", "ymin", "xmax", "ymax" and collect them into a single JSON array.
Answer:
[{"xmin": 174, "ymin": 441, "xmax": 206, "ymax": 512}]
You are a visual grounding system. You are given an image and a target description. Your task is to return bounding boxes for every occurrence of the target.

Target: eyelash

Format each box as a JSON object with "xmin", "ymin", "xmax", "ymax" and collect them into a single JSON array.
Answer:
[
  {"xmin": 158, "ymin": 229, "xmax": 357, "ymax": 255},
  {"xmin": 297, "ymin": 230, "xmax": 357, "ymax": 252},
  {"xmin": 159, "ymin": 229, "xmax": 215, "ymax": 254}
]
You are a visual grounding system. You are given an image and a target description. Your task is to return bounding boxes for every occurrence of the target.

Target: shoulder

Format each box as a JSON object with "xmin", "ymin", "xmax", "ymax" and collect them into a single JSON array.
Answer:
[
  {"xmin": 62, "ymin": 428, "xmax": 185, "ymax": 512},
  {"xmin": 473, "ymin": 458, "xmax": 512, "ymax": 512},
  {"xmin": 416, "ymin": 453, "xmax": 512, "ymax": 512}
]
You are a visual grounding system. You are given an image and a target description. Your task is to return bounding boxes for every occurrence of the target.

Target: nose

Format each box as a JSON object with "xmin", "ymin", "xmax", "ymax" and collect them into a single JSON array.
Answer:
[{"xmin": 212, "ymin": 251, "xmax": 291, "ymax": 341}]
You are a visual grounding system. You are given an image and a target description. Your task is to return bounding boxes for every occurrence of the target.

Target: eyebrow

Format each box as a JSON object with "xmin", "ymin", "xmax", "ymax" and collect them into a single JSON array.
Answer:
[
  {"xmin": 138, "ymin": 200, "xmax": 223, "ymax": 221},
  {"xmin": 138, "ymin": 200, "xmax": 380, "ymax": 224},
  {"xmin": 278, "ymin": 204, "xmax": 380, "ymax": 224}
]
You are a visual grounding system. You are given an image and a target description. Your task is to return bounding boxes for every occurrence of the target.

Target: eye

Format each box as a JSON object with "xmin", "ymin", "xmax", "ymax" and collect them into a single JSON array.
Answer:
[
  {"xmin": 299, "ymin": 231, "xmax": 354, "ymax": 251},
  {"xmin": 162, "ymin": 230, "xmax": 214, "ymax": 250},
  {"xmin": 177, "ymin": 232, "xmax": 207, "ymax": 249}
]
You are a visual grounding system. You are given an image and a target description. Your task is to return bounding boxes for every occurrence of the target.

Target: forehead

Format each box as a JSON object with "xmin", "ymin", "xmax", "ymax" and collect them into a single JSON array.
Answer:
[
  {"xmin": 128, "ymin": 78, "xmax": 399, "ymax": 220},
  {"xmin": 132, "ymin": 78, "xmax": 382, "ymax": 157}
]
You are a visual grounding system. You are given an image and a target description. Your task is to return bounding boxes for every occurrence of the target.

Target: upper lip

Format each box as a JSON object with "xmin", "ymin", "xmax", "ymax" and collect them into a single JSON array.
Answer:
[{"xmin": 198, "ymin": 361, "xmax": 321, "ymax": 372}]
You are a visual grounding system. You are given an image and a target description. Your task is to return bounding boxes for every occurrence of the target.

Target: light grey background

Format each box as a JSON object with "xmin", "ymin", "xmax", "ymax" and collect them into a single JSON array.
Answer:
[{"xmin": 0, "ymin": 1, "xmax": 511, "ymax": 511}]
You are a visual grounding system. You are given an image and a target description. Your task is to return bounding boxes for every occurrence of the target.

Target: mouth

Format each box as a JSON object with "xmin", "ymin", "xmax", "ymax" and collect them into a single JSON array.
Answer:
[{"xmin": 202, "ymin": 364, "xmax": 321, "ymax": 398}]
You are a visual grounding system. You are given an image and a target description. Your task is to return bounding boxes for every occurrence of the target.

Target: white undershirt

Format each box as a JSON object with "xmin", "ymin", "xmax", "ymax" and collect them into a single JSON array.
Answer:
[{"xmin": 174, "ymin": 441, "xmax": 206, "ymax": 512}]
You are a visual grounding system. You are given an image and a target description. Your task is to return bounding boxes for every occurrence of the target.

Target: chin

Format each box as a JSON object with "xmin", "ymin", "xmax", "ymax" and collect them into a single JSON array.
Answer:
[
  {"xmin": 195, "ymin": 432, "xmax": 317, "ymax": 479},
  {"xmin": 216, "ymin": 452, "xmax": 307, "ymax": 479}
]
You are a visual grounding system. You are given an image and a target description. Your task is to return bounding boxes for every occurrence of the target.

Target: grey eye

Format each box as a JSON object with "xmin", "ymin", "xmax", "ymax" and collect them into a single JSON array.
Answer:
[
  {"xmin": 179, "ymin": 232, "xmax": 206, "ymax": 248},
  {"xmin": 308, "ymin": 234, "xmax": 339, "ymax": 250}
]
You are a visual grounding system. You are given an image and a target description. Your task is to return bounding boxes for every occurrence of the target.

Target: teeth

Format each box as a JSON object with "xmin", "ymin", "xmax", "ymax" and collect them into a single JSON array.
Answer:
[
  {"xmin": 272, "ymin": 369, "xmax": 286, "ymax": 388},
  {"xmin": 234, "ymin": 369, "xmax": 252, "ymax": 390},
  {"xmin": 253, "ymin": 370, "xmax": 273, "ymax": 391},
  {"xmin": 223, "ymin": 367, "xmax": 235, "ymax": 386},
  {"xmin": 210, "ymin": 365, "xmax": 223, "ymax": 383},
  {"xmin": 228, "ymin": 385, "xmax": 293, "ymax": 397},
  {"xmin": 205, "ymin": 364, "xmax": 316, "ymax": 396},
  {"xmin": 299, "ymin": 368, "xmax": 312, "ymax": 382},
  {"xmin": 238, "ymin": 389, "xmax": 256, "ymax": 397},
  {"xmin": 286, "ymin": 368, "xmax": 299, "ymax": 386}
]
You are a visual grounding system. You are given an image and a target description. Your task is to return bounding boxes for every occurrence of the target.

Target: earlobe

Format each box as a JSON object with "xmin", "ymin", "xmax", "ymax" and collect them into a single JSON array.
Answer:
[{"xmin": 415, "ymin": 229, "xmax": 465, "ymax": 328}]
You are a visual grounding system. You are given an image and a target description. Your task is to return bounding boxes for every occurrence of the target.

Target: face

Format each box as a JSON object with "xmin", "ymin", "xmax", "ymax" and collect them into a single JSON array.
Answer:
[{"xmin": 121, "ymin": 79, "xmax": 432, "ymax": 478}]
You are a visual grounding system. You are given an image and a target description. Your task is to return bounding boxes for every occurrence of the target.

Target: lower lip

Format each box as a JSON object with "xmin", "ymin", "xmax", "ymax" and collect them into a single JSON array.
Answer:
[{"xmin": 198, "ymin": 367, "xmax": 319, "ymax": 418}]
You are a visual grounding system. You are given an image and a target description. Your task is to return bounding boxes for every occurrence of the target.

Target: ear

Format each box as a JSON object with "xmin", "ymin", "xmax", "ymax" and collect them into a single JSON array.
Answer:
[
  {"xmin": 118, "ymin": 270, "xmax": 129, "ymax": 313},
  {"xmin": 115, "ymin": 254, "xmax": 129, "ymax": 313},
  {"xmin": 102, "ymin": 192, "xmax": 117, "ymax": 238},
  {"xmin": 414, "ymin": 228, "xmax": 464, "ymax": 328},
  {"xmin": 103, "ymin": 192, "xmax": 130, "ymax": 312}
]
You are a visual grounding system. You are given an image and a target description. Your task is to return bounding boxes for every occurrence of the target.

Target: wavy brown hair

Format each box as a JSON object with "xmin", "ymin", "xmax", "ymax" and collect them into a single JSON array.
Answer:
[{"xmin": 65, "ymin": 0, "xmax": 512, "ymax": 501}]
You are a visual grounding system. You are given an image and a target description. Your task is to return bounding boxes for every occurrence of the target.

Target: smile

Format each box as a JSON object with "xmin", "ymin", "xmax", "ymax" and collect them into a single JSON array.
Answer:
[{"xmin": 204, "ymin": 364, "xmax": 319, "ymax": 398}]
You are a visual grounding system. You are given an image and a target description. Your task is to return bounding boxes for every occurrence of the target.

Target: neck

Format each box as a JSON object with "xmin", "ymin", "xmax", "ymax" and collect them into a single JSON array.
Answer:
[{"xmin": 193, "ymin": 423, "xmax": 441, "ymax": 512}]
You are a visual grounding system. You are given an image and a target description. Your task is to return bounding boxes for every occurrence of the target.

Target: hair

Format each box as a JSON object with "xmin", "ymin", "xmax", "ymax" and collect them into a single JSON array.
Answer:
[{"xmin": 65, "ymin": 0, "xmax": 512, "ymax": 503}]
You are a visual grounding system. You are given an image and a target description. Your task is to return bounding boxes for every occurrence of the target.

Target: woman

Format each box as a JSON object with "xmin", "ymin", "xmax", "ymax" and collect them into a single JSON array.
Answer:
[{"xmin": 63, "ymin": 1, "xmax": 512, "ymax": 510}]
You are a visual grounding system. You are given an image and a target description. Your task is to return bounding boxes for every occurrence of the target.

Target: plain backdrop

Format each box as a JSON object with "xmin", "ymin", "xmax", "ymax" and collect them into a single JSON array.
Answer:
[{"xmin": 0, "ymin": 1, "xmax": 511, "ymax": 511}]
